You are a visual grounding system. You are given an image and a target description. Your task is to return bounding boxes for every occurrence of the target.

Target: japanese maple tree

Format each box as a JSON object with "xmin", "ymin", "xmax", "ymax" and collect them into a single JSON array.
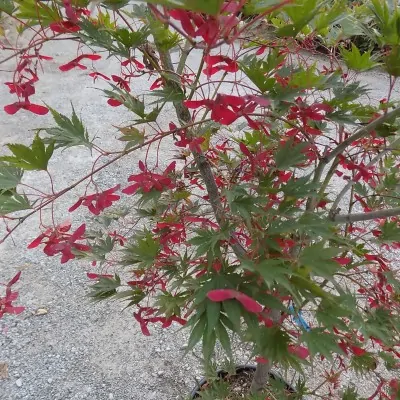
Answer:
[{"xmin": 1, "ymin": 0, "xmax": 400, "ymax": 398}]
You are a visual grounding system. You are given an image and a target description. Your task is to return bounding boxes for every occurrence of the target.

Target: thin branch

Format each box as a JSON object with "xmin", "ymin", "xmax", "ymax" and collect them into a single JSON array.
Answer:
[
  {"xmin": 0, "ymin": 33, "xmax": 61, "ymax": 66},
  {"xmin": 330, "ymin": 134, "xmax": 400, "ymax": 214},
  {"xmin": 0, "ymin": 119, "xmax": 208, "ymax": 243},
  {"xmin": 326, "ymin": 106, "xmax": 400, "ymax": 164},
  {"xmin": 176, "ymin": 39, "xmax": 192, "ymax": 75},
  {"xmin": 333, "ymin": 207, "xmax": 400, "ymax": 224}
]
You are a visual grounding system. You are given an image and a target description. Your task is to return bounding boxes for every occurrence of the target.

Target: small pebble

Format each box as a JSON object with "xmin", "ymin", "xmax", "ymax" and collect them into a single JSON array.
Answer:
[
  {"xmin": 48, "ymin": 378, "xmax": 53, "ymax": 384},
  {"xmin": 15, "ymin": 378, "xmax": 22, "ymax": 387},
  {"xmin": 157, "ymin": 371, "xmax": 164, "ymax": 377},
  {"xmin": 108, "ymin": 394, "xmax": 114, "ymax": 399}
]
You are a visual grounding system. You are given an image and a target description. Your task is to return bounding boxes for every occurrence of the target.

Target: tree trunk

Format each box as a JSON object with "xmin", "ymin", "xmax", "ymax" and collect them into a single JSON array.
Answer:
[
  {"xmin": 250, "ymin": 308, "xmax": 281, "ymax": 393},
  {"xmin": 250, "ymin": 361, "xmax": 273, "ymax": 393},
  {"xmin": 152, "ymin": 25, "xmax": 280, "ymax": 397}
]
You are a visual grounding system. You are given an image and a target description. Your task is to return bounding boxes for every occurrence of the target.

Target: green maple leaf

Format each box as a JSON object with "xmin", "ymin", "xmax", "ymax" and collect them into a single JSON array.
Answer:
[
  {"xmin": 0, "ymin": 163, "xmax": 23, "ymax": 190},
  {"xmin": 145, "ymin": 0, "xmax": 224, "ymax": 15},
  {"xmin": 43, "ymin": 105, "xmax": 92, "ymax": 150},
  {"xmin": 301, "ymin": 329, "xmax": 343, "ymax": 361},
  {"xmin": 189, "ymin": 229, "xmax": 227, "ymax": 257},
  {"xmin": 299, "ymin": 242, "xmax": 342, "ymax": 279},
  {"xmin": 0, "ymin": 192, "xmax": 31, "ymax": 215},
  {"xmin": 275, "ymin": 139, "xmax": 308, "ymax": 170},
  {"xmin": 121, "ymin": 230, "xmax": 160, "ymax": 269},
  {"xmin": 340, "ymin": 44, "xmax": 379, "ymax": 71},
  {"xmin": 88, "ymin": 274, "xmax": 121, "ymax": 302},
  {"xmin": 379, "ymin": 221, "xmax": 400, "ymax": 242},
  {"xmin": 0, "ymin": 135, "xmax": 54, "ymax": 171}
]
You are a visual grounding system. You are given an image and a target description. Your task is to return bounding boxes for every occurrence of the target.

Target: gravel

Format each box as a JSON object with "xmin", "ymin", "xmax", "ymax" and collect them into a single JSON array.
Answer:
[{"xmin": 0, "ymin": 27, "xmax": 400, "ymax": 400}]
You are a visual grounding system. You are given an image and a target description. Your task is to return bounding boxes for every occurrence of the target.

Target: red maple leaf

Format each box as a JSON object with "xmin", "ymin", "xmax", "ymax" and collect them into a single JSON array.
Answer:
[
  {"xmin": 4, "ymin": 101, "xmax": 49, "ymax": 115},
  {"xmin": 122, "ymin": 161, "xmax": 176, "ymax": 195},
  {"xmin": 203, "ymin": 54, "xmax": 239, "ymax": 77},
  {"xmin": 107, "ymin": 98, "xmax": 123, "ymax": 107},
  {"xmin": 89, "ymin": 72, "xmax": 110, "ymax": 82},
  {"xmin": 287, "ymin": 98, "xmax": 333, "ymax": 135},
  {"xmin": 59, "ymin": 54, "xmax": 101, "ymax": 72},
  {"xmin": 133, "ymin": 307, "xmax": 186, "ymax": 336},
  {"xmin": 171, "ymin": 122, "xmax": 205, "ymax": 152},
  {"xmin": 0, "ymin": 272, "xmax": 25, "ymax": 319},
  {"xmin": 5, "ymin": 81, "xmax": 35, "ymax": 97},
  {"xmin": 121, "ymin": 58, "xmax": 145, "ymax": 69},
  {"xmin": 28, "ymin": 223, "xmax": 90, "ymax": 264},
  {"xmin": 68, "ymin": 185, "xmax": 121, "ymax": 215},
  {"xmin": 49, "ymin": 20, "xmax": 81, "ymax": 33},
  {"xmin": 111, "ymin": 75, "xmax": 130, "ymax": 92},
  {"xmin": 153, "ymin": 221, "xmax": 186, "ymax": 249},
  {"xmin": 207, "ymin": 289, "xmax": 263, "ymax": 313},
  {"xmin": 184, "ymin": 94, "xmax": 269, "ymax": 126}
]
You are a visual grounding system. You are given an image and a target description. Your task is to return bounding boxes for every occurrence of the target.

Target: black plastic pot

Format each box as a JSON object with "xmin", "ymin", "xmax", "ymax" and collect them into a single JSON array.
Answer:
[{"xmin": 190, "ymin": 364, "xmax": 296, "ymax": 398}]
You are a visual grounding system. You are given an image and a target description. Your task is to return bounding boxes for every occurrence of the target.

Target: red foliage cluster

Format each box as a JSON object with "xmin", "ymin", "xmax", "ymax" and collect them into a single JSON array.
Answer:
[
  {"xmin": 28, "ymin": 222, "xmax": 90, "ymax": 263},
  {"xmin": 4, "ymin": 68, "xmax": 49, "ymax": 115},
  {"xmin": 166, "ymin": 3, "xmax": 242, "ymax": 46},
  {"xmin": 184, "ymin": 94, "xmax": 269, "ymax": 127},
  {"xmin": 0, "ymin": 272, "xmax": 25, "ymax": 318},
  {"xmin": 122, "ymin": 161, "xmax": 176, "ymax": 195},
  {"xmin": 59, "ymin": 54, "xmax": 101, "ymax": 72},
  {"xmin": 133, "ymin": 306, "xmax": 186, "ymax": 336},
  {"xmin": 69, "ymin": 185, "xmax": 121, "ymax": 215}
]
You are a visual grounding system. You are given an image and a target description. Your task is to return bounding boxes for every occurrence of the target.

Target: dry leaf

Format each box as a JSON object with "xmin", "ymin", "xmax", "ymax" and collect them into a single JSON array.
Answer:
[
  {"xmin": 0, "ymin": 363, "xmax": 9, "ymax": 380},
  {"xmin": 34, "ymin": 308, "xmax": 48, "ymax": 316}
]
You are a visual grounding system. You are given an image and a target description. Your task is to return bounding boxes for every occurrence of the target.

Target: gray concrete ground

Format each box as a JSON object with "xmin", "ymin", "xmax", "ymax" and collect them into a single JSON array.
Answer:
[{"xmin": 0, "ymin": 27, "xmax": 400, "ymax": 400}]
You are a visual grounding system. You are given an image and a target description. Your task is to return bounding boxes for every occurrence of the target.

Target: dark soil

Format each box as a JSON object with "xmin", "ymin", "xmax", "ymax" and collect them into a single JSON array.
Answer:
[
  {"xmin": 196, "ymin": 368, "xmax": 293, "ymax": 400},
  {"xmin": 223, "ymin": 368, "xmax": 255, "ymax": 399}
]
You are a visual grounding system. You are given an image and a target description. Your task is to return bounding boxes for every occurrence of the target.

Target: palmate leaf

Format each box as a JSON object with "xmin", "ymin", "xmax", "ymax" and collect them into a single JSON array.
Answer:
[
  {"xmin": 117, "ymin": 126, "xmax": 145, "ymax": 151},
  {"xmin": 0, "ymin": 192, "xmax": 31, "ymax": 215},
  {"xmin": 14, "ymin": 0, "xmax": 60, "ymax": 27},
  {"xmin": 378, "ymin": 221, "xmax": 400, "ymax": 242},
  {"xmin": 299, "ymin": 242, "xmax": 342, "ymax": 279},
  {"xmin": 215, "ymin": 321, "xmax": 233, "ymax": 359},
  {"xmin": 88, "ymin": 274, "xmax": 122, "ymax": 302},
  {"xmin": 147, "ymin": 86, "xmax": 185, "ymax": 105},
  {"xmin": 100, "ymin": 0, "xmax": 130, "ymax": 10},
  {"xmin": 0, "ymin": 0, "xmax": 15, "ymax": 15},
  {"xmin": 189, "ymin": 229, "xmax": 227, "ymax": 257},
  {"xmin": 206, "ymin": 299, "xmax": 221, "ymax": 337},
  {"xmin": 340, "ymin": 43, "xmax": 379, "ymax": 71},
  {"xmin": 281, "ymin": 175, "xmax": 319, "ymax": 198},
  {"xmin": 240, "ymin": 50, "xmax": 285, "ymax": 93},
  {"xmin": 301, "ymin": 329, "xmax": 344, "ymax": 361},
  {"xmin": 185, "ymin": 313, "xmax": 207, "ymax": 353},
  {"xmin": 77, "ymin": 20, "xmax": 122, "ymax": 56},
  {"xmin": 145, "ymin": 0, "xmax": 224, "ymax": 16},
  {"xmin": 361, "ymin": 308, "xmax": 400, "ymax": 346},
  {"xmin": 350, "ymin": 352, "xmax": 378, "ymax": 374},
  {"xmin": 341, "ymin": 386, "xmax": 360, "ymax": 400},
  {"xmin": 256, "ymin": 326, "xmax": 305, "ymax": 372},
  {"xmin": 121, "ymin": 229, "xmax": 160, "ymax": 269},
  {"xmin": 0, "ymin": 163, "xmax": 23, "ymax": 190},
  {"xmin": 0, "ymin": 135, "xmax": 54, "ymax": 171},
  {"xmin": 103, "ymin": 85, "xmax": 146, "ymax": 118},
  {"xmin": 316, "ymin": 294, "xmax": 355, "ymax": 331},
  {"xmin": 312, "ymin": 0, "xmax": 347, "ymax": 33},
  {"xmin": 276, "ymin": 0, "xmax": 323, "ymax": 37},
  {"xmin": 43, "ymin": 105, "xmax": 92, "ymax": 150},
  {"xmin": 224, "ymin": 186, "xmax": 264, "ymax": 222},
  {"xmin": 243, "ymin": 0, "xmax": 288, "ymax": 15},
  {"xmin": 275, "ymin": 139, "xmax": 307, "ymax": 170},
  {"xmin": 111, "ymin": 26, "xmax": 150, "ymax": 50}
]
